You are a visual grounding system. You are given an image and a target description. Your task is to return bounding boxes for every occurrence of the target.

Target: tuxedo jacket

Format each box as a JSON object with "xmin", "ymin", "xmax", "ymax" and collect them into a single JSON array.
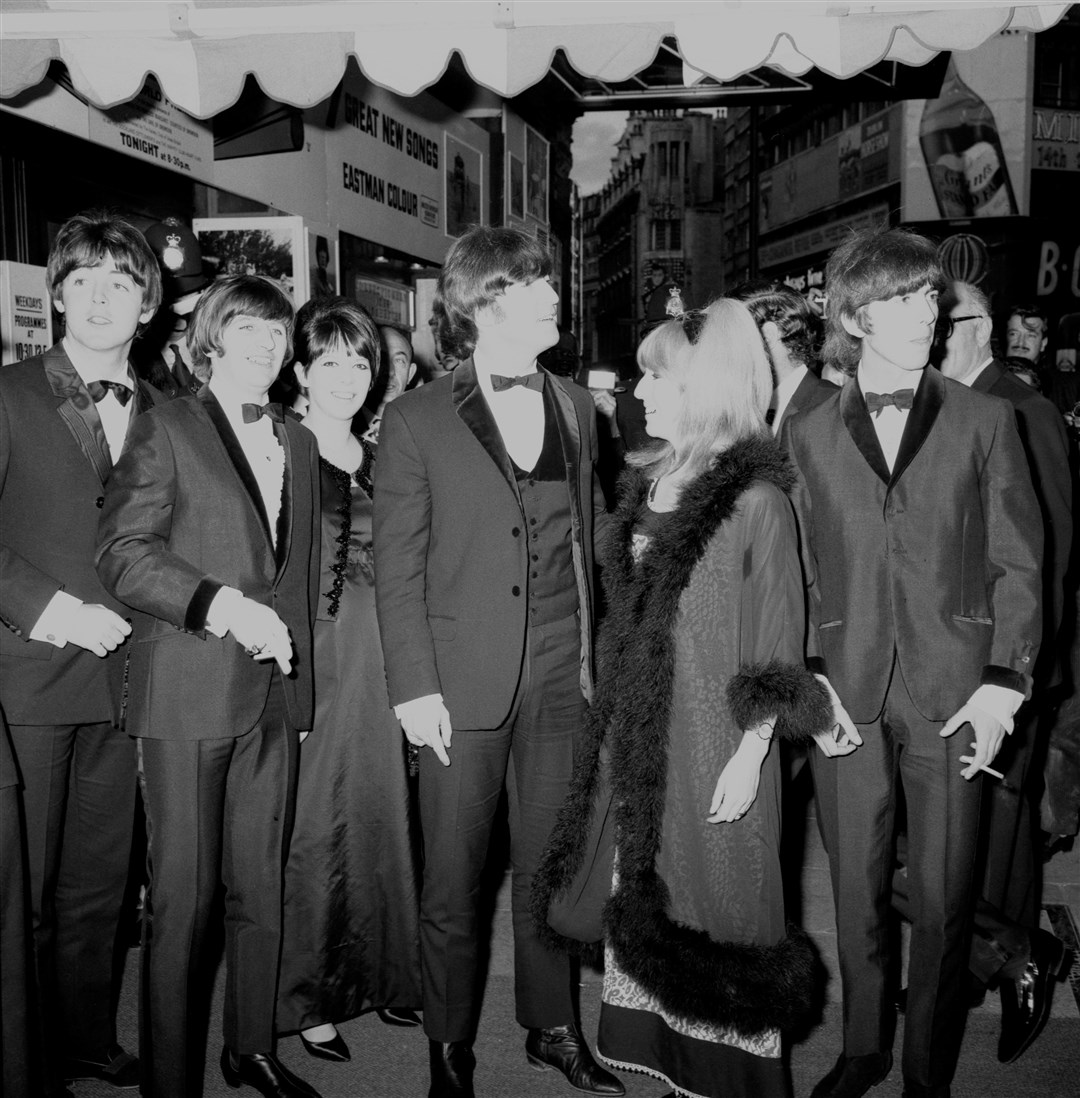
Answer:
[
  {"xmin": 0, "ymin": 344, "xmax": 163, "ymax": 725},
  {"xmin": 373, "ymin": 359, "xmax": 607, "ymax": 731},
  {"xmin": 95, "ymin": 389, "xmax": 320, "ymax": 740},
  {"xmin": 775, "ymin": 369, "xmax": 838, "ymax": 437},
  {"xmin": 785, "ymin": 368, "xmax": 1043, "ymax": 724},
  {"xmin": 970, "ymin": 360, "xmax": 1072, "ymax": 686}
]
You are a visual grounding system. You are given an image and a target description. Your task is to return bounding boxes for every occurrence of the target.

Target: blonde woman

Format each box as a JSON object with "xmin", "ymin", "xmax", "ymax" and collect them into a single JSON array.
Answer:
[{"xmin": 535, "ymin": 299, "xmax": 832, "ymax": 1098}]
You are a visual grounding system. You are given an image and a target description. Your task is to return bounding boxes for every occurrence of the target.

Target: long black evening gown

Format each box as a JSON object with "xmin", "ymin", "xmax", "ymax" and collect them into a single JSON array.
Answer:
[{"xmin": 277, "ymin": 446, "xmax": 422, "ymax": 1033}]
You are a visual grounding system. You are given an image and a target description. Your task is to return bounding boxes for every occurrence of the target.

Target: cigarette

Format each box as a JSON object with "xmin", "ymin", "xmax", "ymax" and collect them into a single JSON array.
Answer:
[{"xmin": 979, "ymin": 764, "xmax": 1004, "ymax": 780}]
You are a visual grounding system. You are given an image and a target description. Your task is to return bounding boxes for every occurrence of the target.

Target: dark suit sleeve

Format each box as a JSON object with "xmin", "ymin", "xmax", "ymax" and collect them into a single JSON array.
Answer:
[
  {"xmin": 95, "ymin": 411, "xmax": 223, "ymax": 631},
  {"xmin": 0, "ymin": 388, "xmax": 67, "ymax": 634},
  {"xmin": 1014, "ymin": 394, "xmax": 1072, "ymax": 644},
  {"xmin": 372, "ymin": 399, "xmax": 442, "ymax": 708},
  {"xmin": 779, "ymin": 417, "xmax": 825, "ymax": 675},
  {"xmin": 979, "ymin": 400, "xmax": 1044, "ymax": 692}
]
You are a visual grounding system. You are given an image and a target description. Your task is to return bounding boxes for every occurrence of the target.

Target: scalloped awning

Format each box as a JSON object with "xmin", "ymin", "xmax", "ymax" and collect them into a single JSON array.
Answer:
[{"xmin": 0, "ymin": 1, "xmax": 1071, "ymax": 119}]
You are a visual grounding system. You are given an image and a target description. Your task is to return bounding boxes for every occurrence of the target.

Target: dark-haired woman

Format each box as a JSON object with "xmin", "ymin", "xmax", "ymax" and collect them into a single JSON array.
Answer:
[
  {"xmin": 277, "ymin": 297, "xmax": 421, "ymax": 1062},
  {"xmin": 535, "ymin": 299, "xmax": 835, "ymax": 1098}
]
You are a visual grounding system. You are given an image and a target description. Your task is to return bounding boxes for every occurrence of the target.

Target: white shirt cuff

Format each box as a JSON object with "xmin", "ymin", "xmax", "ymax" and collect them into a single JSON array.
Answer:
[
  {"xmin": 968, "ymin": 684, "xmax": 1025, "ymax": 734},
  {"xmin": 205, "ymin": 586, "xmax": 243, "ymax": 638},
  {"xmin": 394, "ymin": 693, "xmax": 443, "ymax": 719},
  {"xmin": 29, "ymin": 590, "xmax": 83, "ymax": 648}
]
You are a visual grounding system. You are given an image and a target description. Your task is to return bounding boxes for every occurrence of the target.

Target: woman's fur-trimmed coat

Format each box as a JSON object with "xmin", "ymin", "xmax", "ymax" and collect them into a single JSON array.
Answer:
[{"xmin": 533, "ymin": 436, "xmax": 832, "ymax": 1037}]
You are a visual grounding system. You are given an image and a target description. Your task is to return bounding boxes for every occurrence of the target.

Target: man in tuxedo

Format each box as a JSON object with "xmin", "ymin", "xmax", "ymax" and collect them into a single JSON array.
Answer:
[
  {"xmin": 0, "ymin": 210, "xmax": 163, "ymax": 1096},
  {"xmin": 933, "ymin": 280, "xmax": 1071, "ymax": 1059},
  {"xmin": 96, "ymin": 276, "xmax": 321, "ymax": 1098},
  {"xmin": 784, "ymin": 230, "xmax": 1043, "ymax": 1098},
  {"xmin": 374, "ymin": 227, "xmax": 621, "ymax": 1098}
]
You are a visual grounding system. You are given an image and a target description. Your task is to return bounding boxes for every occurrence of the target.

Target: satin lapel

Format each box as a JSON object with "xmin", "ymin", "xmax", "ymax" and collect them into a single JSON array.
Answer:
[
  {"xmin": 889, "ymin": 368, "xmax": 944, "ymax": 488},
  {"xmin": 198, "ymin": 389, "xmax": 274, "ymax": 547},
  {"xmin": 43, "ymin": 346, "xmax": 113, "ymax": 485},
  {"xmin": 452, "ymin": 357, "xmax": 521, "ymax": 502},
  {"xmin": 547, "ymin": 372, "xmax": 581, "ymax": 494},
  {"xmin": 272, "ymin": 420, "xmax": 293, "ymax": 575},
  {"xmin": 840, "ymin": 377, "xmax": 891, "ymax": 486}
]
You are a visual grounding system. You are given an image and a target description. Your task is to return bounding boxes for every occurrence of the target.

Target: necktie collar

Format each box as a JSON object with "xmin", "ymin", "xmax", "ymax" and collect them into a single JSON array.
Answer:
[
  {"xmin": 864, "ymin": 389, "xmax": 914, "ymax": 417},
  {"xmin": 86, "ymin": 379, "xmax": 133, "ymax": 407},
  {"xmin": 241, "ymin": 402, "xmax": 285, "ymax": 424},
  {"xmin": 490, "ymin": 372, "xmax": 545, "ymax": 393}
]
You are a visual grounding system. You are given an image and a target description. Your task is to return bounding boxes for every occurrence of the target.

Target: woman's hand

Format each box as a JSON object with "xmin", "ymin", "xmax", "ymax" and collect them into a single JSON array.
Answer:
[{"xmin": 707, "ymin": 724, "xmax": 771, "ymax": 823}]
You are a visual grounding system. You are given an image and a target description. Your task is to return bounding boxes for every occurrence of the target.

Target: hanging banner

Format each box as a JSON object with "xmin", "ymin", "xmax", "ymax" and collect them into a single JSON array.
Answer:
[
  {"xmin": 87, "ymin": 75, "xmax": 214, "ymax": 183},
  {"xmin": 0, "ymin": 73, "xmax": 214, "ymax": 185}
]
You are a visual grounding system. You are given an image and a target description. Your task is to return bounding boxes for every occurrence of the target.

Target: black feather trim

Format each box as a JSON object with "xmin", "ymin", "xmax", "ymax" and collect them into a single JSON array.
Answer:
[{"xmin": 726, "ymin": 660, "xmax": 833, "ymax": 742}]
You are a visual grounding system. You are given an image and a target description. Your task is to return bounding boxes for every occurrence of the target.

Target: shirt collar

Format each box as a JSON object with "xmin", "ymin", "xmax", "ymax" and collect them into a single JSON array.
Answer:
[
  {"xmin": 61, "ymin": 336, "xmax": 134, "ymax": 390},
  {"xmin": 958, "ymin": 356, "xmax": 995, "ymax": 388}
]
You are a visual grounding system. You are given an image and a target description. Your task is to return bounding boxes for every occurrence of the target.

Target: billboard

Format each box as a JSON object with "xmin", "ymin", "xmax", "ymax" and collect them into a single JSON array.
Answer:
[
  {"xmin": 325, "ymin": 63, "xmax": 490, "ymax": 264},
  {"xmin": 902, "ymin": 32, "xmax": 1033, "ymax": 220}
]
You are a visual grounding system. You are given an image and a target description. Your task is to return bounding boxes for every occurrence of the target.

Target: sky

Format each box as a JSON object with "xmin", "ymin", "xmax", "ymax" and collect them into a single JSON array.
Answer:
[{"xmin": 570, "ymin": 110, "xmax": 629, "ymax": 195}]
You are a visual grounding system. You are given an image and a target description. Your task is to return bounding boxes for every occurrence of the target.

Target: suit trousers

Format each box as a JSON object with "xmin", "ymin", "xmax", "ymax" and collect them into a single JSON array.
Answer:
[
  {"xmin": 417, "ymin": 613, "xmax": 581, "ymax": 1043},
  {"xmin": 137, "ymin": 678, "xmax": 297, "ymax": 1098},
  {"xmin": 811, "ymin": 661, "xmax": 982, "ymax": 1089},
  {"xmin": 2, "ymin": 776, "xmax": 38, "ymax": 1097},
  {"xmin": 8, "ymin": 720, "xmax": 136, "ymax": 1081}
]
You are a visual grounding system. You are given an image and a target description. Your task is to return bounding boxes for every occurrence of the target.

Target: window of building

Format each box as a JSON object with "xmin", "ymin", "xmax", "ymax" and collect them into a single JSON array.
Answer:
[{"xmin": 650, "ymin": 219, "xmax": 683, "ymax": 251}]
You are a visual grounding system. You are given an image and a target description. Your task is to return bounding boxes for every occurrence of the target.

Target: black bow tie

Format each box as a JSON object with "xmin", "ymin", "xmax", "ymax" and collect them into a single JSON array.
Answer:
[
  {"xmin": 490, "ymin": 372, "xmax": 545, "ymax": 393},
  {"xmin": 865, "ymin": 389, "xmax": 914, "ymax": 417},
  {"xmin": 241, "ymin": 402, "xmax": 285, "ymax": 424},
  {"xmin": 86, "ymin": 379, "xmax": 133, "ymax": 407}
]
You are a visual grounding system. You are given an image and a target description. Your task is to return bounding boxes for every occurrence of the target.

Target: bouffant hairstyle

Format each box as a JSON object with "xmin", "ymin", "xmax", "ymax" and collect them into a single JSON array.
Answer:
[
  {"xmin": 186, "ymin": 275, "xmax": 294, "ymax": 381},
  {"xmin": 823, "ymin": 229, "xmax": 944, "ymax": 375},
  {"xmin": 630, "ymin": 297, "xmax": 772, "ymax": 481},
  {"xmin": 293, "ymin": 296, "xmax": 381, "ymax": 384},
  {"xmin": 435, "ymin": 226, "xmax": 552, "ymax": 361},
  {"xmin": 47, "ymin": 209, "xmax": 163, "ymax": 322}
]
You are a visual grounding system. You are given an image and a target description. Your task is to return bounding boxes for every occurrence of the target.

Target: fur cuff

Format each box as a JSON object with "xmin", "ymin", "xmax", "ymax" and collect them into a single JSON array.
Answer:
[{"xmin": 726, "ymin": 660, "xmax": 833, "ymax": 742}]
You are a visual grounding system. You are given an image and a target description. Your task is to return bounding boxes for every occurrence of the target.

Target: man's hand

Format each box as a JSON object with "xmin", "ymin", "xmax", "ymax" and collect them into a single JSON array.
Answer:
[
  {"xmin": 220, "ymin": 596, "xmax": 293, "ymax": 674},
  {"xmin": 396, "ymin": 694, "xmax": 453, "ymax": 766},
  {"xmin": 940, "ymin": 701, "xmax": 1007, "ymax": 780},
  {"xmin": 811, "ymin": 673, "xmax": 863, "ymax": 757},
  {"xmin": 589, "ymin": 389, "xmax": 617, "ymax": 420},
  {"xmin": 67, "ymin": 604, "xmax": 132, "ymax": 657}
]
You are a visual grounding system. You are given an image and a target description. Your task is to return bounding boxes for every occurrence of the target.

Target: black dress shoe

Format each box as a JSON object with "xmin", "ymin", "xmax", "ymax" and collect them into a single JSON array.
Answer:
[
  {"xmin": 809, "ymin": 1051, "xmax": 893, "ymax": 1098},
  {"xmin": 998, "ymin": 928, "xmax": 1068, "ymax": 1063},
  {"xmin": 428, "ymin": 1040, "xmax": 476, "ymax": 1098},
  {"xmin": 220, "ymin": 1048, "xmax": 322, "ymax": 1098},
  {"xmin": 299, "ymin": 1028, "xmax": 351, "ymax": 1062},
  {"xmin": 378, "ymin": 1006, "xmax": 422, "ymax": 1027},
  {"xmin": 64, "ymin": 1043, "xmax": 140, "ymax": 1088},
  {"xmin": 525, "ymin": 1023, "xmax": 625, "ymax": 1096}
]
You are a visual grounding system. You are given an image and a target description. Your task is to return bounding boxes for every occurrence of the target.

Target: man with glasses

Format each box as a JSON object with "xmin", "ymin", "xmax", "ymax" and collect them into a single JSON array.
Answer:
[{"xmin": 929, "ymin": 281, "xmax": 1071, "ymax": 1062}]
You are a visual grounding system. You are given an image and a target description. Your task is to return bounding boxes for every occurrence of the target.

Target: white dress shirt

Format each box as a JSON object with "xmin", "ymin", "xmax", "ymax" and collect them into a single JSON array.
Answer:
[{"xmin": 474, "ymin": 365, "xmax": 545, "ymax": 471}]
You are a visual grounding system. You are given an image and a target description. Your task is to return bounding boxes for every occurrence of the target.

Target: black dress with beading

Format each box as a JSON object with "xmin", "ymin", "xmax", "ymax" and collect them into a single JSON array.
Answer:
[{"xmin": 277, "ymin": 446, "xmax": 422, "ymax": 1032}]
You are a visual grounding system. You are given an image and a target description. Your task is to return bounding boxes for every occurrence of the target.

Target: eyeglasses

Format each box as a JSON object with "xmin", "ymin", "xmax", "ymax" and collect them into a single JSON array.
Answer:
[{"xmin": 938, "ymin": 314, "xmax": 985, "ymax": 339}]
